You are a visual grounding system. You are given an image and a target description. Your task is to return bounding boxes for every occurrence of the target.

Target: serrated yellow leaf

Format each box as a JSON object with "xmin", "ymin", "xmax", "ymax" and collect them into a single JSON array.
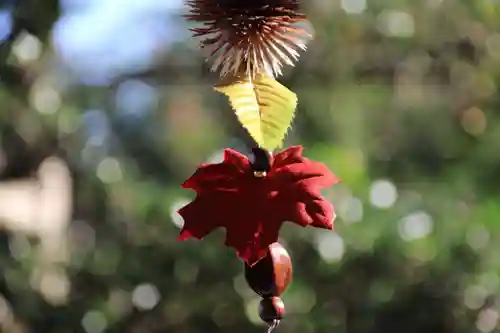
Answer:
[{"xmin": 215, "ymin": 74, "xmax": 297, "ymax": 151}]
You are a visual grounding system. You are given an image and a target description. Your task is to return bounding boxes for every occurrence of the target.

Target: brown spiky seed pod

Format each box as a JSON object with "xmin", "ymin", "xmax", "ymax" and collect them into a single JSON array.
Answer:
[{"xmin": 185, "ymin": 0, "xmax": 312, "ymax": 78}]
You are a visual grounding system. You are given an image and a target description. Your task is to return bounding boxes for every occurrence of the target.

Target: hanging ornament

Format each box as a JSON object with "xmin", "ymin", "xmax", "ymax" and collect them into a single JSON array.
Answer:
[
  {"xmin": 178, "ymin": 146, "xmax": 338, "ymax": 331},
  {"xmin": 180, "ymin": 1, "xmax": 338, "ymax": 331}
]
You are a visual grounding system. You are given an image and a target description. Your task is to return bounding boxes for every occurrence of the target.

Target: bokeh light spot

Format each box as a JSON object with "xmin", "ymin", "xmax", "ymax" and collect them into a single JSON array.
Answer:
[
  {"xmin": 461, "ymin": 107, "xmax": 486, "ymax": 136},
  {"xmin": 398, "ymin": 211, "xmax": 433, "ymax": 241},
  {"xmin": 82, "ymin": 310, "xmax": 107, "ymax": 333},
  {"xmin": 96, "ymin": 158, "xmax": 123, "ymax": 184},
  {"xmin": 369, "ymin": 180, "xmax": 398, "ymax": 209},
  {"xmin": 115, "ymin": 80, "xmax": 158, "ymax": 118},
  {"xmin": 0, "ymin": 10, "xmax": 12, "ymax": 41},
  {"xmin": 315, "ymin": 232, "xmax": 345, "ymax": 262},
  {"xmin": 38, "ymin": 270, "xmax": 70, "ymax": 305},
  {"xmin": 464, "ymin": 285, "xmax": 488, "ymax": 309},
  {"xmin": 8, "ymin": 234, "xmax": 32, "ymax": 260},
  {"xmin": 29, "ymin": 80, "xmax": 62, "ymax": 114},
  {"xmin": 338, "ymin": 197, "xmax": 363, "ymax": 223},
  {"xmin": 12, "ymin": 32, "xmax": 43, "ymax": 63},
  {"xmin": 476, "ymin": 308, "xmax": 499, "ymax": 333},
  {"xmin": 376, "ymin": 10, "xmax": 415, "ymax": 37},
  {"xmin": 341, "ymin": 0, "xmax": 366, "ymax": 14},
  {"xmin": 132, "ymin": 283, "xmax": 160, "ymax": 311},
  {"xmin": 466, "ymin": 225, "xmax": 490, "ymax": 251}
]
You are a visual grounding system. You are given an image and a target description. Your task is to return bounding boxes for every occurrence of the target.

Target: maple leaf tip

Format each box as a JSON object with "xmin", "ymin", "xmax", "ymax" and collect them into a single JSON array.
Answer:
[
  {"xmin": 177, "ymin": 230, "xmax": 192, "ymax": 241},
  {"xmin": 180, "ymin": 180, "xmax": 191, "ymax": 189},
  {"xmin": 222, "ymin": 148, "xmax": 250, "ymax": 170},
  {"xmin": 327, "ymin": 212, "xmax": 337, "ymax": 230},
  {"xmin": 329, "ymin": 174, "xmax": 341, "ymax": 187},
  {"xmin": 286, "ymin": 145, "xmax": 303, "ymax": 155},
  {"xmin": 176, "ymin": 206, "xmax": 188, "ymax": 218},
  {"xmin": 180, "ymin": 174, "xmax": 200, "ymax": 189},
  {"xmin": 223, "ymin": 148, "xmax": 241, "ymax": 161}
]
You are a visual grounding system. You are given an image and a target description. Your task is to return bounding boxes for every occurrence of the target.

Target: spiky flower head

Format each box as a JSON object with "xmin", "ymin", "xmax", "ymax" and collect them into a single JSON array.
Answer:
[{"xmin": 185, "ymin": 0, "xmax": 312, "ymax": 79}]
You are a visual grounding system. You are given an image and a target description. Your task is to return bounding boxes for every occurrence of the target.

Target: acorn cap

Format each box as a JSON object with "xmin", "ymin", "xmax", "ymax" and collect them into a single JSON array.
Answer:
[{"xmin": 185, "ymin": 0, "xmax": 312, "ymax": 78}]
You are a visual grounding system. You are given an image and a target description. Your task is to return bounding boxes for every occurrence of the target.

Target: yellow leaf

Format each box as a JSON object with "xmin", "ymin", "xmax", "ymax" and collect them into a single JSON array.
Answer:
[{"xmin": 215, "ymin": 74, "xmax": 297, "ymax": 151}]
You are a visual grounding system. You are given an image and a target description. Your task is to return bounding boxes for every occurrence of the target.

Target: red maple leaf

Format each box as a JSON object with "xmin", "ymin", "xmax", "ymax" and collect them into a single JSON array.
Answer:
[{"xmin": 177, "ymin": 145, "xmax": 340, "ymax": 266}]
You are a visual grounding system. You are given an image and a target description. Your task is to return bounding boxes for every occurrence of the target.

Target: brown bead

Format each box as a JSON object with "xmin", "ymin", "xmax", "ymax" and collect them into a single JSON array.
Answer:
[
  {"xmin": 259, "ymin": 297, "xmax": 285, "ymax": 324},
  {"xmin": 269, "ymin": 243, "xmax": 293, "ymax": 296},
  {"xmin": 244, "ymin": 242, "xmax": 293, "ymax": 297}
]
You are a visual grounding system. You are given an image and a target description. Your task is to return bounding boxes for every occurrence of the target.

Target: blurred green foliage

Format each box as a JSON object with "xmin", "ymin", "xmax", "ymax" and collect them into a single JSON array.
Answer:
[{"xmin": 1, "ymin": 0, "xmax": 500, "ymax": 333}]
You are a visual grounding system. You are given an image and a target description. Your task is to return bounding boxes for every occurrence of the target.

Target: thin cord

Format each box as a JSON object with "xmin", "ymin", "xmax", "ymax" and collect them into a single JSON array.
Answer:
[{"xmin": 266, "ymin": 319, "xmax": 280, "ymax": 333}]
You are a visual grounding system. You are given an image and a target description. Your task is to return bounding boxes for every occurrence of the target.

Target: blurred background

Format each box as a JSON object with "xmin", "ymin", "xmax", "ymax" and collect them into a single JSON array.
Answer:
[{"xmin": 0, "ymin": 0, "xmax": 499, "ymax": 332}]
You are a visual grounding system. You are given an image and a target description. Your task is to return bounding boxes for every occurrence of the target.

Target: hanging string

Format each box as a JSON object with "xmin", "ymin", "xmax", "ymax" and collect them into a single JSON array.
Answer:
[{"xmin": 266, "ymin": 319, "xmax": 280, "ymax": 333}]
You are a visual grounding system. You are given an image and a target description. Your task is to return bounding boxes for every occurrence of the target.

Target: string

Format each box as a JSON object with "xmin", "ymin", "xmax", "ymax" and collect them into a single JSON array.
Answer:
[{"xmin": 266, "ymin": 319, "xmax": 280, "ymax": 333}]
